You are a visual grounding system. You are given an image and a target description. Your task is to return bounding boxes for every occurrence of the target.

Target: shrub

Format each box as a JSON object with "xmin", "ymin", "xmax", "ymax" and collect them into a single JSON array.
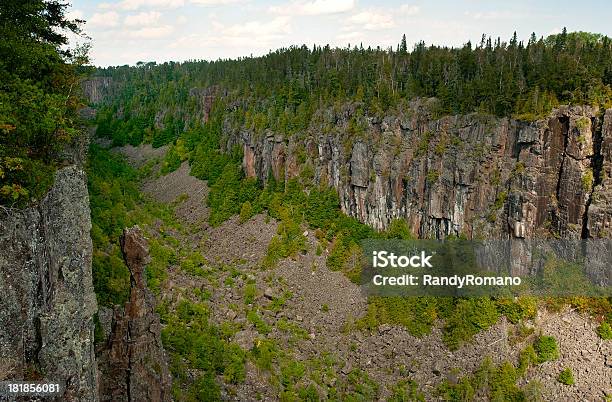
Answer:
[
  {"xmin": 247, "ymin": 309, "xmax": 271, "ymax": 334},
  {"xmin": 596, "ymin": 321, "xmax": 612, "ymax": 340},
  {"xmin": 356, "ymin": 296, "xmax": 438, "ymax": 337},
  {"xmin": 443, "ymin": 298, "xmax": 500, "ymax": 350},
  {"xmin": 244, "ymin": 283, "xmax": 256, "ymax": 305},
  {"xmin": 497, "ymin": 297, "xmax": 537, "ymax": 324},
  {"xmin": 239, "ymin": 201, "xmax": 253, "ymax": 223},
  {"xmin": 384, "ymin": 219, "xmax": 415, "ymax": 240},
  {"xmin": 388, "ymin": 379, "xmax": 425, "ymax": 402},
  {"xmin": 264, "ymin": 211, "xmax": 307, "ymax": 267},
  {"xmin": 534, "ymin": 335, "xmax": 559, "ymax": 363},
  {"xmin": 160, "ymin": 139, "xmax": 188, "ymax": 175},
  {"xmin": 557, "ymin": 368, "xmax": 574, "ymax": 385},
  {"xmin": 518, "ymin": 345, "xmax": 538, "ymax": 375}
]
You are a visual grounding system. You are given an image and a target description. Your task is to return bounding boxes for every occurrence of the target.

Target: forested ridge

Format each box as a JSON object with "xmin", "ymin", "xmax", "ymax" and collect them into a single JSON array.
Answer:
[{"xmin": 94, "ymin": 30, "xmax": 612, "ymax": 149}]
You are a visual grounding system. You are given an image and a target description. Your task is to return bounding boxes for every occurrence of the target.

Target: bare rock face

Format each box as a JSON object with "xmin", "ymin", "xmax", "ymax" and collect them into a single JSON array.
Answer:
[
  {"xmin": 0, "ymin": 166, "xmax": 98, "ymax": 401},
  {"xmin": 82, "ymin": 77, "xmax": 113, "ymax": 104},
  {"xmin": 97, "ymin": 227, "xmax": 172, "ymax": 402},
  {"xmin": 189, "ymin": 86, "xmax": 220, "ymax": 124},
  {"xmin": 238, "ymin": 105, "xmax": 612, "ymax": 240}
]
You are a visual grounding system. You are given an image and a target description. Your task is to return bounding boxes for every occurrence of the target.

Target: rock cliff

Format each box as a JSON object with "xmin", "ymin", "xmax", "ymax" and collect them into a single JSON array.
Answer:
[
  {"xmin": 0, "ymin": 165, "xmax": 98, "ymax": 401},
  {"xmin": 235, "ymin": 103, "xmax": 612, "ymax": 240},
  {"xmin": 96, "ymin": 227, "xmax": 172, "ymax": 402},
  {"xmin": 82, "ymin": 77, "xmax": 113, "ymax": 105}
]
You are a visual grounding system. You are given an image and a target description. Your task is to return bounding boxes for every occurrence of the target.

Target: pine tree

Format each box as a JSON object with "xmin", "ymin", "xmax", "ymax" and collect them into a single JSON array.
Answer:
[{"xmin": 400, "ymin": 34, "xmax": 408, "ymax": 54}]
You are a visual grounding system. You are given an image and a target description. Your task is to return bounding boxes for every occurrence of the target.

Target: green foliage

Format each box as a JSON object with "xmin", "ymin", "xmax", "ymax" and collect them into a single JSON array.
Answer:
[
  {"xmin": 496, "ymin": 297, "xmax": 537, "ymax": 324},
  {"xmin": 518, "ymin": 345, "xmax": 538, "ymax": 375},
  {"xmin": 93, "ymin": 31, "xmax": 612, "ymax": 161},
  {"xmin": 160, "ymin": 139, "xmax": 188, "ymax": 175},
  {"xmin": 340, "ymin": 369, "xmax": 380, "ymax": 401},
  {"xmin": 534, "ymin": 336, "xmax": 559, "ymax": 363},
  {"xmin": 250, "ymin": 338, "xmax": 279, "ymax": 372},
  {"xmin": 207, "ymin": 164, "xmax": 261, "ymax": 227},
  {"xmin": 88, "ymin": 145, "xmax": 139, "ymax": 305},
  {"xmin": 280, "ymin": 360, "xmax": 305, "ymax": 389},
  {"xmin": 557, "ymin": 368, "xmax": 574, "ymax": 385},
  {"xmin": 597, "ymin": 321, "xmax": 612, "ymax": 340},
  {"xmin": 92, "ymin": 251, "xmax": 130, "ymax": 306},
  {"xmin": 0, "ymin": 0, "xmax": 87, "ymax": 207},
  {"xmin": 385, "ymin": 219, "xmax": 415, "ymax": 240},
  {"xmin": 239, "ymin": 201, "xmax": 254, "ymax": 223},
  {"xmin": 243, "ymin": 283, "xmax": 257, "ymax": 305},
  {"xmin": 247, "ymin": 309, "xmax": 271, "ymax": 334},
  {"xmin": 437, "ymin": 357, "xmax": 533, "ymax": 401},
  {"xmin": 426, "ymin": 170, "xmax": 440, "ymax": 184},
  {"xmin": 147, "ymin": 239, "xmax": 175, "ymax": 294},
  {"xmin": 87, "ymin": 144, "xmax": 178, "ymax": 305},
  {"xmin": 442, "ymin": 298, "xmax": 500, "ymax": 350},
  {"xmin": 264, "ymin": 211, "xmax": 307, "ymax": 267},
  {"xmin": 388, "ymin": 379, "xmax": 425, "ymax": 402},
  {"xmin": 356, "ymin": 296, "xmax": 438, "ymax": 337},
  {"xmin": 582, "ymin": 168, "xmax": 594, "ymax": 192},
  {"xmin": 161, "ymin": 300, "xmax": 246, "ymax": 399}
]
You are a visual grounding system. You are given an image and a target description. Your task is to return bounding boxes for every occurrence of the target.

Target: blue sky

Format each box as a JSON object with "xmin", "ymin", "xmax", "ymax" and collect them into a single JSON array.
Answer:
[{"xmin": 68, "ymin": 0, "xmax": 612, "ymax": 67}]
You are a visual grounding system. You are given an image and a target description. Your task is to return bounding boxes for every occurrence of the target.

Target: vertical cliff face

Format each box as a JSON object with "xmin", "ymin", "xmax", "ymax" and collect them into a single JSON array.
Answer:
[
  {"xmin": 81, "ymin": 77, "xmax": 113, "ymax": 105},
  {"xmin": 96, "ymin": 227, "xmax": 172, "ymax": 402},
  {"xmin": 0, "ymin": 166, "xmax": 98, "ymax": 401},
  {"xmin": 237, "ymin": 104, "xmax": 612, "ymax": 240}
]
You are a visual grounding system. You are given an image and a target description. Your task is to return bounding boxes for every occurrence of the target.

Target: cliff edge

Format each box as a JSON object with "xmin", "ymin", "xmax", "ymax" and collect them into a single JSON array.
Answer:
[{"xmin": 0, "ymin": 165, "xmax": 98, "ymax": 401}]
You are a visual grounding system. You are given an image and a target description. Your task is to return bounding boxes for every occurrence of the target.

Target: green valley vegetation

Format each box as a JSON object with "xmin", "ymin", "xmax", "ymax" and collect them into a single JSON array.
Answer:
[
  {"xmin": 87, "ymin": 144, "xmax": 180, "ymax": 305},
  {"xmin": 0, "ymin": 0, "xmax": 90, "ymax": 207}
]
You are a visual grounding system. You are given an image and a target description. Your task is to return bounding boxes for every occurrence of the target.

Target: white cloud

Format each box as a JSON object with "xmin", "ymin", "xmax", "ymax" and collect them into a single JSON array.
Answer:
[
  {"xmin": 190, "ymin": 0, "xmax": 244, "ymax": 5},
  {"xmin": 399, "ymin": 4, "xmax": 420, "ymax": 16},
  {"xmin": 337, "ymin": 31, "xmax": 361, "ymax": 41},
  {"xmin": 67, "ymin": 9, "xmax": 84, "ymax": 20},
  {"xmin": 170, "ymin": 16, "xmax": 291, "ymax": 50},
  {"xmin": 345, "ymin": 9, "xmax": 395, "ymax": 31},
  {"xmin": 464, "ymin": 11, "xmax": 517, "ymax": 21},
  {"xmin": 224, "ymin": 16, "xmax": 291, "ymax": 37},
  {"xmin": 105, "ymin": 0, "xmax": 239, "ymax": 9},
  {"xmin": 114, "ymin": 0, "xmax": 185, "ymax": 11},
  {"xmin": 270, "ymin": 0, "xmax": 355, "ymax": 16},
  {"xmin": 124, "ymin": 11, "xmax": 162, "ymax": 26},
  {"xmin": 89, "ymin": 11, "xmax": 120, "ymax": 28},
  {"xmin": 128, "ymin": 25, "xmax": 175, "ymax": 38}
]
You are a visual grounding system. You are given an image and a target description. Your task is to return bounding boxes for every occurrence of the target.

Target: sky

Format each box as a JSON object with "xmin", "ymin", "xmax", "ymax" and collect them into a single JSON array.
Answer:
[{"xmin": 67, "ymin": 0, "xmax": 612, "ymax": 67}]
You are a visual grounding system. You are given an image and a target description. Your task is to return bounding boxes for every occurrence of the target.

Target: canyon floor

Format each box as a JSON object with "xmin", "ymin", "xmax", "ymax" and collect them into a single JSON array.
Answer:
[{"xmin": 116, "ymin": 144, "xmax": 612, "ymax": 401}]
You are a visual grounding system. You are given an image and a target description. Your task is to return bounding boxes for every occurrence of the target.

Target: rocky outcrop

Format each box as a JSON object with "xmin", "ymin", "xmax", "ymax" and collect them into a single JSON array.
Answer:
[
  {"xmin": 82, "ymin": 77, "xmax": 113, "ymax": 104},
  {"xmin": 96, "ymin": 227, "xmax": 172, "ymax": 402},
  {"xmin": 237, "ymin": 104, "xmax": 612, "ymax": 240},
  {"xmin": 189, "ymin": 86, "xmax": 221, "ymax": 124},
  {"xmin": 0, "ymin": 166, "xmax": 98, "ymax": 401}
]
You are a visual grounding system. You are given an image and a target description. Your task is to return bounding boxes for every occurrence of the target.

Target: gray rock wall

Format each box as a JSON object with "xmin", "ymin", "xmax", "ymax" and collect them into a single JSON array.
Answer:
[
  {"xmin": 238, "ymin": 105, "xmax": 612, "ymax": 241},
  {"xmin": 0, "ymin": 166, "xmax": 98, "ymax": 401}
]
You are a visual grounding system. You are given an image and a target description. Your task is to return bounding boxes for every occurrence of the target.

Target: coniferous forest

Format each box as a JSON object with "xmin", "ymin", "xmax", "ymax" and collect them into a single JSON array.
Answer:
[{"xmin": 93, "ymin": 30, "xmax": 612, "ymax": 149}]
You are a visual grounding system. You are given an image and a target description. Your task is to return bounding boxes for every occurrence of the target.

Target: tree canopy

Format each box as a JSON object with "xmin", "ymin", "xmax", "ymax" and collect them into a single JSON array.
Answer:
[
  {"xmin": 0, "ymin": 0, "xmax": 87, "ymax": 206},
  {"xmin": 94, "ymin": 30, "xmax": 612, "ymax": 150}
]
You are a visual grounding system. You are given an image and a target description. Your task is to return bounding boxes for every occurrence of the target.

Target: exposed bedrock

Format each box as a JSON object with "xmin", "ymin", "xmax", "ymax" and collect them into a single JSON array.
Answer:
[
  {"xmin": 0, "ymin": 166, "xmax": 98, "ymax": 401},
  {"xmin": 237, "ymin": 105, "xmax": 612, "ymax": 241},
  {"xmin": 96, "ymin": 227, "xmax": 172, "ymax": 402}
]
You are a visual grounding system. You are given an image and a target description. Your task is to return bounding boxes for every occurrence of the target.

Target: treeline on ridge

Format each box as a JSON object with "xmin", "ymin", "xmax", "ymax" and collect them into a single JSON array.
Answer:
[{"xmin": 93, "ymin": 30, "xmax": 612, "ymax": 149}]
